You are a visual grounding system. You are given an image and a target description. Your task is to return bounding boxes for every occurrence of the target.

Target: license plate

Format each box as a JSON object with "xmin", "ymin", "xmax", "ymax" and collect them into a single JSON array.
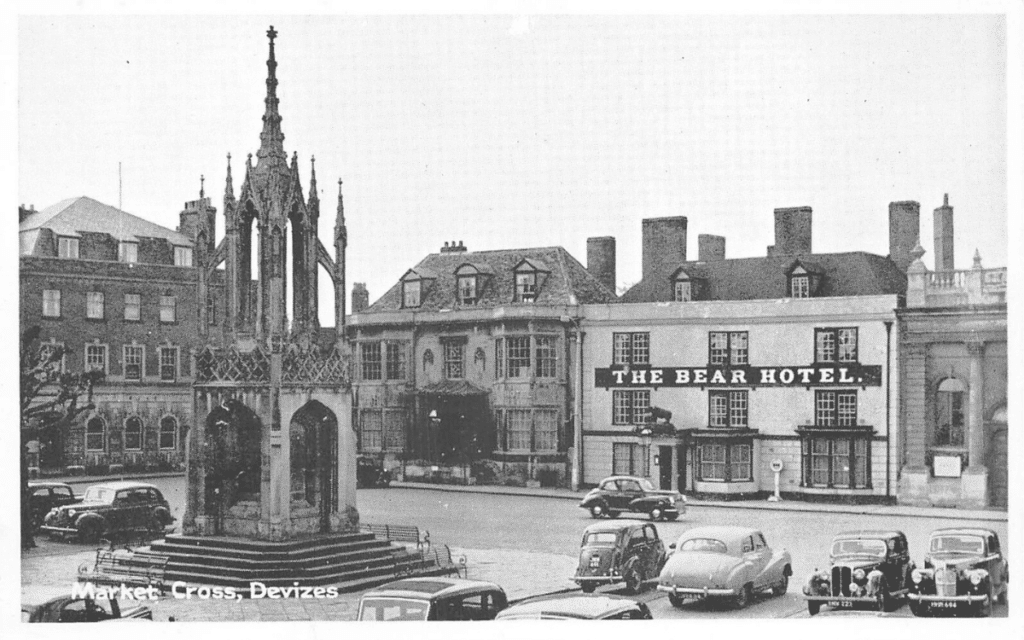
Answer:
[
  {"xmin": 930, "ymin": 601, "xmax": 958, "ymax": 609},
  {"xmin": 828, "ymin": 600, "xmax": 854, "ymax": 608},
  {"xmin": 589, "ymin": 557, "xmax": 600, "ymax": 568}
]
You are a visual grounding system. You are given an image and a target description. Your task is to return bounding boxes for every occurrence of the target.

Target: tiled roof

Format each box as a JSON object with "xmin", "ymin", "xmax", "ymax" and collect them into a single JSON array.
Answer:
[
  {"xmin": 19, "ymin": 196, "xmax": 192, "ymax": 246},
  {"xmin": 621, "ymin": 252, "xmax": 906, "ymax": 303},
  {"xmin": 365, "ymin": 246, "xmax": 617, "ymax": 313}
]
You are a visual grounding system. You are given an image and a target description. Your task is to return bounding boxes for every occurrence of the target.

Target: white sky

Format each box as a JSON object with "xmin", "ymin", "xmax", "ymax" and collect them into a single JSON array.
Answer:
[{"xmin": 18, "ymin": 13, "xmax": 1010, "ymax": 324}]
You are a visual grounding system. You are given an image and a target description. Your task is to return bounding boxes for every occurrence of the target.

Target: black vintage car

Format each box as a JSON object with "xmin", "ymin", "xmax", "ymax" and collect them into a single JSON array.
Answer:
[
  {"xmin": 908, "ymin": 527, "xmax": 1008, "ymax": 617},
  {"xmin": 803, "ymin": 530, "xmax": 914, "ymax": 615},
  {"xmin": 574, "ymin": 521, "xmax": 667, "ymax": 594},
  {"xmin": 41, "ymin": 481, "xmax": 174, "ymax": 543},
  {"xmin": 357, "ymin": 577, "xmax": 508, "ymax": 620},
  {"xmin": 27, "ymin": 481, "xmax": 80, "ymax": 531},
  {"xmin": 357, "ymin": 456, "xmax": 393, "ymax": 488},
  {"xmin": 22, "ymin": 594, "xmax": 153, "ymax": 622},
  {"xmin": 579, "ymin": 476, "xmax": 686, "ymax": 521}
]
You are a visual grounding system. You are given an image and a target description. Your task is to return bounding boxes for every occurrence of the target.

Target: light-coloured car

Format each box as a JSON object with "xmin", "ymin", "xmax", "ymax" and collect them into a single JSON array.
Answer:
[
  {"xmin": 495, "ymin": 594, "xmax": 653, "ymax": 620},
  {"xmin": 657, "ymin": 525, "xmax": 792, "ymax": 609},
  {"xmin": 356, "ymin": 577, "xmax": 507, "ymax": 621}
]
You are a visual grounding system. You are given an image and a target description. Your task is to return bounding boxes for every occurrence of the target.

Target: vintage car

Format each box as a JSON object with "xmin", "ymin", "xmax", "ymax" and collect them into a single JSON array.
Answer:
[
  {"xmin": 22, "ymin": 594, "xmax": 153, "ymax": 622},
  {"xmin": 579, "ymin": 475, "xmax": 686, "ymax": 520},
  {"xmin": 41, "ymin": 481, "xmax": 175, "ymax": 543},
  {"xmin": 574, "ymin": 521, "xmax": 667, "ymax": 594},
  {"xmin": 357, "ymin": 456, "xmax": 394, "ymax": 488},
  {"xmin": 357, "ymin": 577, "xmax": 508, "ymax": 620},
  {"xmin": 495, "ymin": 594, "xmax": 653, "ymax": 620},
  {"xmin": 657, "ymin": 525, "xmax": 792, "ymax": 609},
  {"xmin": 908, "ymin": 527, "xmax": 1008, "ymax": 617},
  {"xmin": 803, "ymin": 530, "xmax": 913, "ymax": 615},
  {"xmin": 27, "ymin": 481, "xmax": 80, "ymax": 531}
]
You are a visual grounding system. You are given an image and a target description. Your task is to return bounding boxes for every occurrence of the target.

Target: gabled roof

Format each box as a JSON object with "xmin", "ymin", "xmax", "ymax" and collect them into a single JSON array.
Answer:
[
  {"xmin": 621, "ymin": 252, "xmax": 906, "ymax": 303},
  {"xmin": 364, "ymin": 246, "xmax": 617, "ymax": 313},
  {"xmin": 19, "ymin": 196, "xmax": 192, "ymax": 250}
]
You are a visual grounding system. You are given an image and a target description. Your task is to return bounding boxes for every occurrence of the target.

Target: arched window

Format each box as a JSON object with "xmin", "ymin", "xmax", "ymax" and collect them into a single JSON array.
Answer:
[
  {"xmin": 86, "ymin": 417, "xmax": 105, "ymax": 452},
  {"xmin": 935, "ymin": 378, "xmax": 966, "ymax": 447},
  {"xmin": 123, "ymin": 416, "xmax": 143, "ymax": 450},
  {"xmin": 159, "ymin": 416, "xmax": 178, "ymax": 450}
]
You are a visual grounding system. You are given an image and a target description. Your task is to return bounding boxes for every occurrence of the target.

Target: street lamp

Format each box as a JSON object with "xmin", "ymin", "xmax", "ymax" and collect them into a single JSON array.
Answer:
[
  {"xmin": 561, "ymin": 315, "xmax": 584, "ymax": 492},
  {"xmin": 636, "ymin": 427, "xmax": 654, "ymax": 480}
]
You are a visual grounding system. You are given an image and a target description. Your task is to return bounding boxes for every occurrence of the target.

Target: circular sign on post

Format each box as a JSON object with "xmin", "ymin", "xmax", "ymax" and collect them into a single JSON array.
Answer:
[{"xmin": 769, "ymin": 459, "xmax": 784, "ymax": 473}]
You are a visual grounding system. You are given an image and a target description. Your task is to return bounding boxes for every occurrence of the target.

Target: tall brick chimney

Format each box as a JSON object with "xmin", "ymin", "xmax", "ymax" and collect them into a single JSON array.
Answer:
[
  {"xmin": 933, "ymin": 194, "xmax": 954, "ymax": 271},
  {"xmin": 888, "ymin": 200, "xmax": 920, "ymax": 272},
  {"xmin": 698, "ymin": 234, "xmax": 726, "ymax": 262},
  {"xmin": 586, "ymin": 236, "xmax": 616, "ymax": 293},
  {"xmin": 767, "ymin": 207, "xmax": 812, "ymax": 256},
  {"xmin": 642, "ymin": 217, "xmax": 687, "ymax": 282},
  {"xmin": 352, "ymin": 282, "xmax": 369, "ymax": 313}
]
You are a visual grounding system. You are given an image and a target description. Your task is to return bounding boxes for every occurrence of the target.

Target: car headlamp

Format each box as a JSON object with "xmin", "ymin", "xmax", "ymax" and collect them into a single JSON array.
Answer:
[
  {"xmin": 853, "ymin": 569, "xmax": 865, "ymax": 581},
  {"xmin": 911, "ymin": 569, "xmax": 923, "ymax": 584},
  {"xmin": 68, "ymin": 509, "xmax": 76, "ymax": 517},
  {"xmin": 848, "ymin": 582, "xmax": 859, "ymax": 594},
  {"xmin": 817, "ymin": 571, "xmax": 829, "ymax": 581},
  {"xmin": 969, "ymin": 572, "xmax": 983, "ymax": 586}
]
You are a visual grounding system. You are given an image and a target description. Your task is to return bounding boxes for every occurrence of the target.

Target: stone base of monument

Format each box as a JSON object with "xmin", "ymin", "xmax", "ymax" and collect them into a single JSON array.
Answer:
[{"xmin": 143, "ymin": 531, "xmax": 456, "ymax": 594}]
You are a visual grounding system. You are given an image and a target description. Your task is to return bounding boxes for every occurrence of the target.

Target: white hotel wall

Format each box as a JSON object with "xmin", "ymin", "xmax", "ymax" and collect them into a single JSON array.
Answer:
[{"xmin": 580, "ymin": 295, "xmax": 900, "ymax": 500}]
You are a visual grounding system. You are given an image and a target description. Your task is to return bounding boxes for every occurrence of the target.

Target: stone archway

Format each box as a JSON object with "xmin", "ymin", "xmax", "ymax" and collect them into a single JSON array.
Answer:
[
  {"xmin": 290, "ymin": 400, "xmax": 338, "ymax": 533},
  {"xmin": 203, "ymin": 400, "xmax": 263, "ymax": 534}
]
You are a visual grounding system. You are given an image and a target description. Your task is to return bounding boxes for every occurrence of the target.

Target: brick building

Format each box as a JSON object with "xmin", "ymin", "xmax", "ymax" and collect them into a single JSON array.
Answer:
[
  {"xmin": 897, "ymin": 195, "xmax": 1008, "ymax": 508},
  {"xmin": 20, "ymin": 194, "xmax": 222, "ymax": 474},
  {"xmin": 348, "ymin": 241, "xmax": 616, "ymax": 487},
  {"xmin": 581, "ymin": 207, "xmax": 908, "ymax": 502}
]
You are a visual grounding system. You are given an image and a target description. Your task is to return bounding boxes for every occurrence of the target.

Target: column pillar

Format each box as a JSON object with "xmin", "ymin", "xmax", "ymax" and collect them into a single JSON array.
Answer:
[
  {"xmin": 962, "ymin": 340, "xmax": 989, "ymax": 507},
  {"xmin": 897, "ymin": 343, "xmax": 931, "ymax": 505}
]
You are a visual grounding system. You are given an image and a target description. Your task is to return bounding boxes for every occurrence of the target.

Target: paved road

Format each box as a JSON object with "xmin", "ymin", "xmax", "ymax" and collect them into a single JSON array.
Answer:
[{"xmin": 51, "ymin": 477, "xmax": 1007, "ymax": 619}]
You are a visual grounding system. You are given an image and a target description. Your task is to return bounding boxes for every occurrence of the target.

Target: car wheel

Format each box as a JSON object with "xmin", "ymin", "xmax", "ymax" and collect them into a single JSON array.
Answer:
[
  {"xmin": 998, "ymin": 584, "xmax": 1008, "ymax": 606},
  {"xmin": 772, "ymin": 573, "xmax": 789, "ymax": 597},
  {"xmin": 734, "ymin": 583, "xmax": 752, "ymax": 610},
  {"xmin": 909, "ymin": 601, "xmax": 924, "ymax": 617},
  {"xmin": 623, "ymin": 566, "xmax": 643, "ymax": 594},
  {"xmin": 876, "ymin": 584, "xmax": 892, "ymax": 612},
  {"xmin": 978, "ymin": 587, "xmax": 993, "ymax": 617},
  {"xmin": 580, "ymin": 582, "xmax": 596, "ymax": 594},
  {"xmin": 148, "ymin": 514, "xmax": 165, "ymax": 534},
  {"xmin": 649, "ymin": 507, "xmax": 663, "ymax": 521},
  {"xmin": 807, "ymin": 600, "xmax": 821, "ymax": 616},
  {"xmin": 78, "ymin": 520, "xmax": 102, "ymax": 544},
  {"xmin": 668, "ymin": 593, "xmax": 685, "ymax": 608}
]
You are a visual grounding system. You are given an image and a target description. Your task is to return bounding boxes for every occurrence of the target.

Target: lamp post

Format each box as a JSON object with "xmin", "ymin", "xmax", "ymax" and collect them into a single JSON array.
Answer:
[
  {"xmin": 637, "ymin": 427, "xmax": 654, "ymax": 481},
  {"xmin": 561, "ymin": 315, "xmax": 584, "ymax": 492}
]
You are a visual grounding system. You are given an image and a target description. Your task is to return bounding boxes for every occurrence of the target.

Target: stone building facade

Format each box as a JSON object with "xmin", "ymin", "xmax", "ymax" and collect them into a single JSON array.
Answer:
[
  {"xmin": 897, "ymin": 196, "xmax": 1008, "ymax": 508},
  {"xmin": 581, "ymin": 207, "xmax": 908, "ymax": 502},
  {"xmin": 348, "ymin": 242, "xmax": 616, "ymax": 487},
  {"xmin": 20, "ymin": 195, "xmax": 221, "ymax": 474}
]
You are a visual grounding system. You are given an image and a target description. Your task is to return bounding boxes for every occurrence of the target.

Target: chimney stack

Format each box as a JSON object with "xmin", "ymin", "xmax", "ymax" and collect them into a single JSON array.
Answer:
[
  {"xmin": 698, "ymin": 234, "xmax": 726, "ymax": 262},
  {"xmin": 767, "ymin": 207, "xmax": 812, "ymax": 256},
  {"xmin": 586, "ymin": 236, "xmax": 617, "ymax": 293},
  {"xmin": 642, "ymin": 216, "xmax": 687, "ymax": 282},
  {"xmin": 440, "ymin": 240, "xmax": 467, "ymax": 253},
  {"xmin": 888, "ymin": 200, "xmax": 921, "ymax": 272},
  {"xmin": 352, "ymin": 283, "xmax": 369, "ymax": 313},
  {"xmin": 933, "ymin": 194, "xmax": 954, "ymax": 271}
]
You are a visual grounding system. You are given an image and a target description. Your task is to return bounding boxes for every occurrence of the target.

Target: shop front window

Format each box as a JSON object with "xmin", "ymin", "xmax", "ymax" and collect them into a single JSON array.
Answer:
[{"xmin": 935, "ymin": 378, "xmax": 966, "ymax": 447}]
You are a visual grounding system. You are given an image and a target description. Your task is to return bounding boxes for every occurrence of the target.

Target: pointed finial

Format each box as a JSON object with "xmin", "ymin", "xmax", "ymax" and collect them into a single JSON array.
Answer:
[
  {"xmin": 224, "ymin": 153, "xmax": 235, "ymax": 200},
  {"xmin": 307, "ymin": 156, "xmax": 318, "ymax": 203},
  {"xmin": 973, "ymin": 248, "xmax": 983, "ymax": 268},
  {"xmin": 200, "ymin": 174, "xmax": 205, "ymax": 198}
]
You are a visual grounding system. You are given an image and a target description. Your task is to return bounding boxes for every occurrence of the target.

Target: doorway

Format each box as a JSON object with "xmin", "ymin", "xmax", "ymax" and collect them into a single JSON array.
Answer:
[
  {"xmin": 658, "ymin": 446, "xmax": 673, "ymax": 490},
  {"xmin": 676, "ymin": 443, "xmax": 688, "ymax": 492}
]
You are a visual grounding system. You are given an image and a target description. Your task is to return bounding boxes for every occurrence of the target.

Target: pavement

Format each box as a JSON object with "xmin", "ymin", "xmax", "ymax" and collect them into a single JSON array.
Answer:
[{"xmin": 48, "ymin": 470, "xmax": 1007, "ymax": 522}]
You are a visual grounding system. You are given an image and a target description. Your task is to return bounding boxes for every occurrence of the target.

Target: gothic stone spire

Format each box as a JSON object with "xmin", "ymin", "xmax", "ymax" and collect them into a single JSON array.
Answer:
[
  {"xmin": 256, "ymin": 25, "xmax": 287, "ymax": 171},
  {"xmin": 308, "ymin": 156, "xmax": 319, "ymax": 206}
]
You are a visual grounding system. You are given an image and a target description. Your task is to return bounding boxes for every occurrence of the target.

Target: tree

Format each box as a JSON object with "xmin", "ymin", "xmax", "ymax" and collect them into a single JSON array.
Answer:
[{"xmin": 20, "ymin": 326, "xmax": 104, "ymax": 549}]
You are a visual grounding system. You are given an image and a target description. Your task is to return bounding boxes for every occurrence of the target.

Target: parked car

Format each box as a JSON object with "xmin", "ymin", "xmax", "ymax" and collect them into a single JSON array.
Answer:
[
  {"xmin": 495, "ymin": 594, "xmax": 653, "ymax": 620},
  {"xmin": 579, "ymin": 476, "xmax": 686, "ymax": 521},
  {"xmin": 41, "ymin": 481, "xmax": 175, "ymax": 543},
  {"xmin": 357, "ymin": 456, "xmax": 393, "ymax": 488},
  {"xmin": 22, "ymin": 594, "xmax": 153, "ymax": 622},
  {"xmin": 27, "ymin": 481, "xmax": 80, "ymax": 531},
  {"xmin": 908, "ymin": 527, "xmax": 1008, "ymax": 617},
  {"xmin": 657, "ymin": 525, "xmax": 792, "ymax": 609},
  {"xmin": 356, "ymin": 577, "xmax": 508, "ymax": 621},
  {"xmin": 803, "ymin": 530, "xmax": 913, "ymax": 615},
  {"xmin": 574, "ymin": 521, "xmax": 667, "ymax": 594}
]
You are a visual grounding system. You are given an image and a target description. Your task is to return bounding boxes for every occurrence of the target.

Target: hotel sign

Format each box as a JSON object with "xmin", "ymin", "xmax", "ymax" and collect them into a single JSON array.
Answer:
[{"xmin": 595, "ymin": 364, "xmax": 882, "ymax": 388}]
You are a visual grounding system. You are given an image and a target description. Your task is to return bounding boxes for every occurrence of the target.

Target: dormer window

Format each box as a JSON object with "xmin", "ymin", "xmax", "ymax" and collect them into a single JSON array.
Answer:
[
  {"xmin": 119, "ymin": 241, "xmax": 138, "ymax": 264},
  {"xmin": 674, "ymin": 280, "xmax": 692, "ymax": 302},
  {"xmin": 670, "ymin": 266, "xmax": 705, "ymax": 302},
  {"xmin": 57, "ymin": 236, "xmax": 79, "ymax": 259},
  {"xmin": 786, "ymin": 261, "xmax": 822, "ymax": 299},
  {"xmin": 403, "ymin": 280, "xmax": 421, "ymax": 307},
  {"xmin": 458, "ymin": 276, "xmax": 477, "ymax": 305},
  {"xmin": 512, "ymin": 258, "xmax": 549, "ymax": 303},
  {"xmin": 174, "ymin": 246, "xmax": 193, "ymax": 267}
]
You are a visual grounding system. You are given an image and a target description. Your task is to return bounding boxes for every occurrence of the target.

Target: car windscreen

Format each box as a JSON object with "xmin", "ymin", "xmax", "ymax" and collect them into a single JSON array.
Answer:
[
  {"xmin": 930, "ymin": 535, "xmax": 985, "ymax": 555},
  {"xmin": 358, "ymin": 597, "xmax": 430, "ymax": 621},
  {"xmin": 638, "ymin": 478, "xmax": 656, "ymax": 492},
  {"xmin": 830, "ymin": 538, "xmax": 887, "ymax": 557},
  {"xmin": 584, "ymin": 532, "xmax": 619, "ymax": 546},
  {"xmin": 678, "ymin": 538, "xmax": 728, "ymax": 554},
  {"xmin": 82, "ymin": 487, "xmax": 114, "ymax": 503}
]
